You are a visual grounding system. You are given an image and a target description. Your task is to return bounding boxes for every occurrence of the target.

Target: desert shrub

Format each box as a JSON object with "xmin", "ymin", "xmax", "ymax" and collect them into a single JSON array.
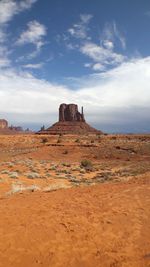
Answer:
[
  {"xmin": 9, "ymin": 172, "xmax": 19, "ymax": 179},
  {"xmin": 41, "ymin": 137, "xmax": 48, "ymax": 144},
  {"xmin": 63, "ymin": 150, "xmax": 68, "ymax": 154},
  {"xmin": 62, "ymin": 163, "xmax": 71, "ymax": 167},
  {"xmin": 7, "ymin": 184, "xmax": 40, "ymax": 195},
  {"xmin": 43, "ymin": 183, "xmax": 70, "ymax": 192},
  {"xmin": 49, "ymin": 166, "xmax": 56, "ymax": 171},
  {"xmin": 80, "ymin": 169, "xmax": 86, "ymax": 174},
  {"xmin": 80, "ymin": 159, "xmax": 93, "ymax": 171},
  {"xmin": 45, "ymin": 173, "xmax": 51, "ymax": 177},
  {"xmin": 75, "ymin": 138, "xmax": 80, "ymax": 143},
  {"xmin": 71, "ymin": 167, "xmax": 81, "ymax": 171},
  {"xmin": 60, "ymin": 169, "xmax": 68, "ymax": 174},
  {"xmin": 8, "ymin": 163, "xmax": 14, "ymax": 167},
  {"xmin": 26, "ymin": 172, "xmax": 40, "ymax": 179},
  {"xmin": 1, "ymin": 170, "xmax": 10, "ymax": 174},
  {"xmin": 91, "ymin": 140, "xmax": 94, "ymax": 143}
]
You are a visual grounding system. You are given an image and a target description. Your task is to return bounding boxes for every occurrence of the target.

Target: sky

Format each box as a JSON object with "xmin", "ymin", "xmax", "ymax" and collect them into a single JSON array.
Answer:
[{"xmin": 0, "ymin": 0, "xmax": 150, "ymax": 132}]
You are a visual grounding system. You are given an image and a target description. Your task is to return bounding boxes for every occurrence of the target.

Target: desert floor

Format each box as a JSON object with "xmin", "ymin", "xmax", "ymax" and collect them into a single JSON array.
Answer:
[{"xmin": 0, "ymin": 133, "xmax": 150, "ymax": 267}]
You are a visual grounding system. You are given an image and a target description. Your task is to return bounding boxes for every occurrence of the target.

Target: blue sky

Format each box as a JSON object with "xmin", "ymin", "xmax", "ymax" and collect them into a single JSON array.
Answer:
[{"xmin": 0, "ymin": 0, "xmax": 150, "ymax": 132}]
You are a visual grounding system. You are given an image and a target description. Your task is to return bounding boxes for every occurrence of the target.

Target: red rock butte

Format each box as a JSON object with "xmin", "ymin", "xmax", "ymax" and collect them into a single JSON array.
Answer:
[
  {"xmin": 38, "ymin": 103, "xmax": 102, "ymax": 135},
  {"xmin": 0, "ymin": 119, "xmax": 8, "ymax": 129}
]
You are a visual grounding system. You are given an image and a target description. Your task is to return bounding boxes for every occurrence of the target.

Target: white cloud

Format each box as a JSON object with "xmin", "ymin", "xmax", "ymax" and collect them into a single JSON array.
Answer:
[
  {"xmin": 0, "ymin": 28, "xmax": 6, "ymax": 43},
  {"xmin": 68, "ymin": 13, "xmax": 93, "ymax": 40},
  {"xmin": 103, "ymin": 40, "xmax": 114, "ymax": 50},
  {"xmin": 80, "ymin": 14, "xmax": 93, "ymax": 24},
  {"xmin": 92, "ymin": 63, "xmax": 105, "ymax": 71},
  {"xmin": 102, "ymin": 22, "xmax": 126, "ymax": 50},
  {"xmin": 81, "ymin": 42, "xmax": 125, "ymax": 66},
  {"xmin": 67, "ymin": 17, "xmax": 126, "ymax": 71},
  {"xmin": 0, "ymin": 46, "xmax": 11, "ymax": 67},
  {"xmin": 113, "ymin": 22, "xmax": 126, "ymax": 49},
  {"xmin": 84, "ymin": 63, "xmax": 92, "ymax": 68},
  {"xmin": 0, "ymin": 58, "xmax": 10, "ymax": 67},
  {"xmin": 0, "ymin": 56, "xmax": 150, "ymax": 132},
  {"xmin": 84, "ymin": 62, "xmax": 105, "ymax": 71},
  {"xmin": 16, "ymin": 20, "xmax": 46, "ymax": 48},
  {"xmin": 0, "ymin": 0, "xmax": 37, "ymax": 25},
  {"xmin": 0, "ymin": 0, "xmax": 19, "ymax": 24},
  {"xmin": 19, "ymin": 0, "xmax": 38, "ymax": 10},
  {"xmin": 0, "ymin": 0, "xmax": 38, "ymax": 67},
  {"xmin": 23, "ymin": 63, "xmax": 44, "ymax": 69}
]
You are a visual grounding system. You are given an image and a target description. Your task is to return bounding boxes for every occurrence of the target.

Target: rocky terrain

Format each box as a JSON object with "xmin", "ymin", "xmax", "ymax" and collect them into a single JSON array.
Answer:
[{"xmin": 0, "ymin": 133, "xmax": 150, "ymax": 266}]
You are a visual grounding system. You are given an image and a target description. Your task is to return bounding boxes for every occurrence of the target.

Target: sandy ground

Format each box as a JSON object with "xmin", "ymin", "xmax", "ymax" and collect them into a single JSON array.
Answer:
[{"xmin": 0, "ymin": 134, "xmax": 150, "ymax": 266}]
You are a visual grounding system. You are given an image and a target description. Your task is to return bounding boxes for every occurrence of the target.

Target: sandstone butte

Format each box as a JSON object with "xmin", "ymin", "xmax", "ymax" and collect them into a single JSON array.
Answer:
[
  {"xmin": 0, "ymin": 119, "xmax": 25, "ymax": 134},
  {"xmin": 0, "ymin": 119, "xmax": 8, "ymax": 129},
  {"xmin": 38, "ymin": 103, "xmax": 102, "ymax": 135}
]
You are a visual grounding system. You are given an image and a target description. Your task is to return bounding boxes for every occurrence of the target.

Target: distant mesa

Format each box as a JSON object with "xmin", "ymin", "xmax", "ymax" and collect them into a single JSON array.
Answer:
[
  {"xmin": 0, "ymin": 119, "xmax": 30, "ymax": 134},
  {"xmin": 38, "ymin": 103, "xmax": 102, "ymax": 135},
  {"xmin": 0, "ymin": 119, "xmax": 8, "ymax": 129}
]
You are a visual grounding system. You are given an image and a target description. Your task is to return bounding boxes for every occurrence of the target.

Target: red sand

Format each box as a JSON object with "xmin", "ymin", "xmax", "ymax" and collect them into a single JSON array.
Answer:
[
  {"xmin": 0, "ymin": 134, "xmax": 150, "ymax": 267},
  {"xmin": 0, "ymin": 177, "xmax": 150, "ymax": 267}
]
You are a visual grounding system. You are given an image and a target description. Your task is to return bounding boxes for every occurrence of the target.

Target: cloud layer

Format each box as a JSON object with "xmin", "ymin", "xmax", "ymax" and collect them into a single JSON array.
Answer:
[{"xmin": 0, "ymin": 56, "xmax": 150, "ymax": 131}]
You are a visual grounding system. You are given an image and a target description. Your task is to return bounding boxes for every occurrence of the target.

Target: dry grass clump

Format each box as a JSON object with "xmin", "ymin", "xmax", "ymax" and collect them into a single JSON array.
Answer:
[
  {"xmin": 9, "ymin": 172, "xmax": 19, "ymax": 179},
  {"xmin": 1, "ymin": 170, "xmax": 10, "ymax": 174},
  {"xmin": 48, "ymin": 166, "xmax": 57, "ymax": 171},
  {"xmin": 61, "ymin": 163, "xmax": 71, "ymax": 167},
  {"xmin": 43, "ymin": 183, "xmax": 71, "ymax": 192},
  {"xmin": 80, "ymin": 159, "xmax": 93, "ymax": 171},
  {"xmin": 6, "ymin": 184, "xmax": 40, "ymax": 196},
  {"xmin": 75, "ymin": 138, "xmax": 80, "ymax": 143},
  {"xmin": 26, "ymin": 172, "xmax": 40, "ymax": 179}
]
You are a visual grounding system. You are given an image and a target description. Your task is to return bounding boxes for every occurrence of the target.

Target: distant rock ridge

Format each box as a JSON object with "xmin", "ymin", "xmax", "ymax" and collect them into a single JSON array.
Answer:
[
  {"xmin": 38, "ymin": 103, "xmax": 102, "ymax": 135},
  {"xmin": 0, "ymin": 119, "xmax": 30, "ymax": 135}
]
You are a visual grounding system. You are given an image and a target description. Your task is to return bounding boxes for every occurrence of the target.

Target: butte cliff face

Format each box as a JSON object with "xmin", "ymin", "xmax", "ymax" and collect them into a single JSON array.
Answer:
[
  {"xmin": 59, "ymin": 104, "xmax": 85, "ymax": 122},
  {"xmin": 0, "ymin": 119, "xmax": 8, "ymax": 129},
  {"xmin": 38, "ymin": 103, "xmax": 102, "ymax": 135}
]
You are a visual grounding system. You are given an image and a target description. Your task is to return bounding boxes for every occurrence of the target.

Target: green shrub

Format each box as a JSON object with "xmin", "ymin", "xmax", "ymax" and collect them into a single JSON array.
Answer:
[{"xmin": 80, "ymin": 159, "xmax": 93, "ymax": 171}]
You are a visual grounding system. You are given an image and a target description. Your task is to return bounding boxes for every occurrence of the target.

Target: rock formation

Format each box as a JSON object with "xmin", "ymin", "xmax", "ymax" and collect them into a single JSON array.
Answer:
[
  {"xmin": 0, "ymin": 119, "xmax": 26, "ymax": 134},
  {"xmin": 59, "ymin": 104, "xmax": 85, "ymax": 122},
  {"xmin": 9, "ymin": 126, "xmax": 23, "ymax": 132},
  {"xmin": 0, "ymin": 119, "xmax": 8, "ymax": 129},
  {"xmin": 38, "ymin": 103, "xmax": 102, "ymax": 135}
]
